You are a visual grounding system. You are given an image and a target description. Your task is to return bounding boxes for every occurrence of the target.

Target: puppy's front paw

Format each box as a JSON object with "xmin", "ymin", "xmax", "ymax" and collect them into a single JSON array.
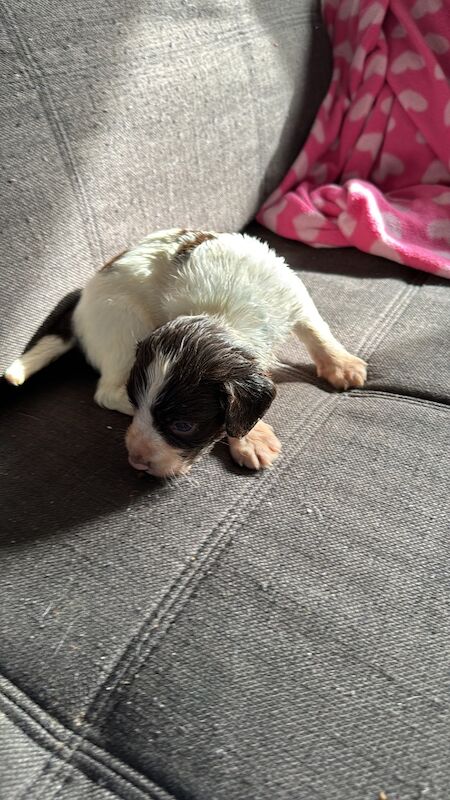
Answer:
[
  {"xmin": 228, "ymin": 420, "xmax": 281, "ymax": 470},
  {"xmin": 95, "ymin": 384, "xmax": 134, "ymax": 416},
  {"xmin": 317, "ymin": 351, "xmax": 367, "ymax": 390}
]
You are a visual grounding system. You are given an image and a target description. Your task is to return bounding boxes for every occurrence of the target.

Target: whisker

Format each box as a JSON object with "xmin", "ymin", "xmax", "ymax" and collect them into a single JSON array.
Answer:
[
  {"xmin": 166, "ymin": 472, "xmax": 179, "ymax": 488},
  {"xmin": 180, "ymin": 472, "xmax": 201, "ymax": 489}
]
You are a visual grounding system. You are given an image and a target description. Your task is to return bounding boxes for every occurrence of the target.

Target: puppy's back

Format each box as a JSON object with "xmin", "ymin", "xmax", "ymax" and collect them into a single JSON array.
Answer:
[{"xmin": 162, "ymin": 233, "xmax": 306, "ymax": 362}]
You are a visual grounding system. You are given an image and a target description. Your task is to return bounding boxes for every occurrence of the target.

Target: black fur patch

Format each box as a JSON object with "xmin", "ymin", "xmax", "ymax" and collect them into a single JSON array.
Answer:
[
  {"xmin": 126, "ymin": 316, "xmax": 276, "ymax": 453},
  {"xmin": 24, "ymin": 289, "xmax": 81, "ymax": 352},
  {"xmin": 153, "ymin": 376, "xmax": 225, "ymax": 452}
]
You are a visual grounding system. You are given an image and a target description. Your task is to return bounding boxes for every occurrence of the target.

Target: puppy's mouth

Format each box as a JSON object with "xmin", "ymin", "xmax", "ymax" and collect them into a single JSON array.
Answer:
[
  {"xmin": 128, "ymin": 455, "xmax": 192, "ymax": 479},
  {"xmin": 125, "ymin": 423, "xmax": 223, "ymax": 479},
  {"xmin": 128, "ymin": 457, "xmax": 150, "ymax": 472}
]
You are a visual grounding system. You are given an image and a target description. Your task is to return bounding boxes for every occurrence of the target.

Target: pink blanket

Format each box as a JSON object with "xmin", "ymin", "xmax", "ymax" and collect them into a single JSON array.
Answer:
[{"xmin": 257, "ymin": 0, "xmax": 450, "ymax": 279}]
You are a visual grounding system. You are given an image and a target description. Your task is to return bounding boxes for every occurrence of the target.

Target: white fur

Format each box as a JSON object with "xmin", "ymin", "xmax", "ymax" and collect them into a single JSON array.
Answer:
[
  {"xmin": 144, "ymin": 353, "xmax": 173, "ymax": 406},
  {"xmin": 4, "ymin": 335, "xmax": 74, "ymax": 385},
  {"xmin": 126, "ymin": 352, "xmax": 175, "ymax": 471}
]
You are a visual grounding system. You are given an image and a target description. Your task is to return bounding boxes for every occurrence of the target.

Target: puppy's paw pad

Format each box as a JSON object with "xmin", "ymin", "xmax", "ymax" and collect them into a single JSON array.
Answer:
[
  {"xmin": 229, "ymin": 420, "xmax": 281, "ymax": 471},
  {"xmin": 317, "ymin": 352, "xmax": 367, "ymax": 390}
]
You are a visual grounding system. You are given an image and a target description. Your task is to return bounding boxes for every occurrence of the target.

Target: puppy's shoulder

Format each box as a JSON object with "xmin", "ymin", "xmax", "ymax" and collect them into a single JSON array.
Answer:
[{"xmin": 100, "ymin": 228, "xmax": 186, "ymax": 278}]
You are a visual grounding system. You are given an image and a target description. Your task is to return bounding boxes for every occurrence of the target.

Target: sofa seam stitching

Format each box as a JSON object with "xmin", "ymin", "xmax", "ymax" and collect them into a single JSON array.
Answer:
[{"xmin": 0, "ymin": 681, "xmax": 177, "ymax": 800}]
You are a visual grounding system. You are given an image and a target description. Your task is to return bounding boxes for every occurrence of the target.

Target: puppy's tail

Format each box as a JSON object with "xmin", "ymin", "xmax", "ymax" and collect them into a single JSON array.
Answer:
[{"xmin": 3, "ymin": 289, "xmax": 81, "ymax": 386}]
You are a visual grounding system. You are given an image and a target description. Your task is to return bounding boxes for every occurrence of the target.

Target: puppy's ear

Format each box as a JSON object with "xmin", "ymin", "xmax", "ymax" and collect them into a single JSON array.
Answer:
[{"xmin": 224, "ymin": 372, "xmax": 276, "ymax": 438}]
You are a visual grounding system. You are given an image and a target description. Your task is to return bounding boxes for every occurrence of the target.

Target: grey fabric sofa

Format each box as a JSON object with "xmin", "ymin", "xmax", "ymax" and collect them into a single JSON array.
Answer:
[{"xmin": 1, "ymin": 2, "xmax": 449, "ymax": 799}]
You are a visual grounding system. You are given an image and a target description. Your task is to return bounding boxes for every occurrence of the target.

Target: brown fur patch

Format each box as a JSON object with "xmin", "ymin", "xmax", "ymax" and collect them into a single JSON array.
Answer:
[
  {"xmin": 176, "ymin": 230, "xmax": 216, "ymax": 258},
  {"xmin": 100, "ymin": 249, "xmax": 127, "ymax": 271}
]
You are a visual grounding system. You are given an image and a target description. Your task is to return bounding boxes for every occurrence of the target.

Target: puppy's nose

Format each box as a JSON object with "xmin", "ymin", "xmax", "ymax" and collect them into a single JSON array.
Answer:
[{"xmin": 128, "ymin": 455, "xmax": 151, "ymax": 471}]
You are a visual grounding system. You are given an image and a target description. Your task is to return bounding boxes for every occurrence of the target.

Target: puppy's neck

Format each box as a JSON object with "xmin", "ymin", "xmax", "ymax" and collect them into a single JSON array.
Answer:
[{"xmin": 202, "ymin": 311, "xmax": 276, "ymax": 373}]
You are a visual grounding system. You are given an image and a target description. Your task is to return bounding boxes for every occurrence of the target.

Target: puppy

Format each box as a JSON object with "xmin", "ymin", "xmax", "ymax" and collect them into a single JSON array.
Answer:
[{"xmin": 4, "ymin": 228, "xmax": 367, "ymax": 477}]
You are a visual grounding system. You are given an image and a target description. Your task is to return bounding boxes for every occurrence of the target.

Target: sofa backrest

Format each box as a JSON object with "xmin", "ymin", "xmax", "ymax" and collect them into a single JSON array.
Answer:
[{"xmin": 0, "ymin": 0, "xmax": 331, "ymax": 368}]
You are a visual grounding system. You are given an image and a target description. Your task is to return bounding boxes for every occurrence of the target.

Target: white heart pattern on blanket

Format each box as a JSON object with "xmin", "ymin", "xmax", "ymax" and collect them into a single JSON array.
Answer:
[
  {"xmin": 338, "ymin": 0, "xmax": 359, "ymax": 20},
  {"xmin": 425, "ymin": 33, "xmax": 449, "ymax": 53},
  {"xmin": 370, "ymin": 240, "xmax": 403, "ymax": 262},
  {"xmin": 412, "ymin": 0, "xmax": 442, "ymax": 18},
  {"xmin": 382, "ymin": 212, "xmax": 403, "ymax": 237},
  {"xmin": 323, "ymin": 92, "xmax": 333, "ymax": 111},
  {"xmin": 373, "ymin": 153, "xmax": 405, "ymax": 182},
  {"xmin": 293, "ymin": 212, "xmax": 325, "ymax": 242},
  {"xmin": 444, "ymin": 100, "xmax": 450, "ymax": 126},
  {"xmin": 380, "ymin": 96, "xmax": 393, "ymax": 114},
  {"xmin": 391, "ymin": 52, "xmax": 425, "ymax": 74},
  {"xmin": 335, "ymin": 41, "xmax": 353, "ymax": 63},
  {"xmin": 312, "ymin": 118, "xmax": 325, "ymax": 143},
  {"xmin": 359, "ymin": 2, "xmax": 384, "ymax": 30},
  {"xmin": 293, "ymin": 150, "xmax": 309, "ymax": 179},
  {"xmin": 435, "ymin": 64, "xmax": 445, "ymax": 80},
  {"xmin": 398, "ymin": 90, "xmax": 428, "ymax": 112},
  {"xmin": 356, "ymin": 132, "xmax": 383, "ymax": 157},
  {"xmin": 262, "ymin": 198, "xmax": 287, "ymax": 230},
  {"xmin": 365, "ymin": 54, "xmax": 387, "ymax": 79},
  {"xmin": 338, "ymin": 212, "xmax": 357, "ymax": 237},
  {"xmin": 332, "ymin": 67, "xmax": 341, "ymax": 84},
  {"xmin": 353, "ymin": 45, "xmax": 367, "ymax": 72},
  {"xmin": 349, "ymin": 93, "xmax": 373, "ymax": 120},
  {"xmin": 433, "ymin": 192, "xmax": 450, "ymax": 205},
  {"xmin": 428, "ymin": 219, "xmax": 450, "ymax": 244},
  {"xmin": 422, "ymin": 160, "xmax": 450, "ymax": 183}
]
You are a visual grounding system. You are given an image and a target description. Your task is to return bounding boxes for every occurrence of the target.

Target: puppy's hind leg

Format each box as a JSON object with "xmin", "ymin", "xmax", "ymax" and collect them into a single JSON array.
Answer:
[{"xmin": 292, "ymin": 286, "xmax": 367, "ymax": 390}]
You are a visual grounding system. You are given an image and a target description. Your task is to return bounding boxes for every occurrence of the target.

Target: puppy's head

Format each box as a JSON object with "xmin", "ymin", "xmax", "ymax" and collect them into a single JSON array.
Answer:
[{"xmin": 125, "ymin": 316, "xmax": 275, "ymax": 478}]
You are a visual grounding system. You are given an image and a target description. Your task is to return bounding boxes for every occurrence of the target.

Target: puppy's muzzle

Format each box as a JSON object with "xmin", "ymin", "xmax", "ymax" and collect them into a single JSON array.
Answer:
[{"xmin": 125, "ymin": 422, "xmax": 190, "ymax": 479}]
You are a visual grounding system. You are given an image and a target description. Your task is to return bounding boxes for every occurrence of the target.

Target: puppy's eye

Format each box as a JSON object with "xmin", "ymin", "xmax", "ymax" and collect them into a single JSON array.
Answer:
[{"xmin": 170, "ymin": 420, "xmax": 197, "ymax": 435}]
